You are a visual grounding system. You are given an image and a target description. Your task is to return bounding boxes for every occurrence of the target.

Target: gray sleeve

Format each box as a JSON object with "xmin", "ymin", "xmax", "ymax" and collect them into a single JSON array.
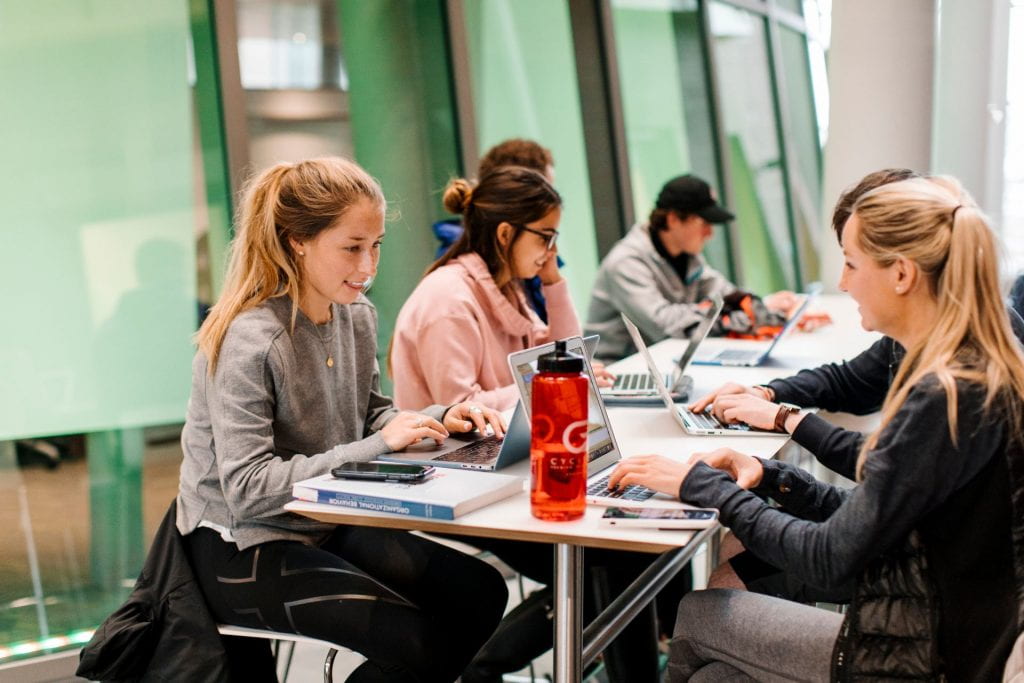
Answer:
[
  {"xmin": 209, "ymin": 333, "xmax": 392, "ymax": 522},
  {"xmin": 604, "ymin": 254, "xmax": 715, "ymax": 341},
  {"xmin": 364, "ymin": 355, "xmax": 401, "ymax": 434}
]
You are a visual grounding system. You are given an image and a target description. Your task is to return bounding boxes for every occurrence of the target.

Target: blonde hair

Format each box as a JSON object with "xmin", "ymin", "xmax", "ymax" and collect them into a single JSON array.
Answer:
[
  {"xmin": 196, "ymin": 157, "xmax": 384, "ymax": 372},
  {"xmin": 854, "ymin": 176, "xmax": 1024, "ymax": 477}
]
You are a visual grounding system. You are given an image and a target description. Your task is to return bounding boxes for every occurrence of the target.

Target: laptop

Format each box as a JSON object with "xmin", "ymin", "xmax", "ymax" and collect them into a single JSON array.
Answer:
[
  {"xmin": 692, "ymin": 283, "xmax": 822, "ymax": 367},
  {"xmin": 621, "ymin": 315, "xmax": 773, "ymax": 437},
  {"xmin": 380, "ymin": 402, "xmax": 531, "ymax": 471},
  {"xmin": 602, "ymin": 295, "xmax": 724, "ymax": 404},
  {"xmin": 508, "ymin": 337, "xmax": 690, "ymax": 509}
]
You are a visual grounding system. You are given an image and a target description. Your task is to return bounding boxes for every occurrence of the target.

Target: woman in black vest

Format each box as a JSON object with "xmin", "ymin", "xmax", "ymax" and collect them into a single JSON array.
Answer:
[{"xmin": 610, "ymin": 175, "xmax": 1024, "ymax": 681}]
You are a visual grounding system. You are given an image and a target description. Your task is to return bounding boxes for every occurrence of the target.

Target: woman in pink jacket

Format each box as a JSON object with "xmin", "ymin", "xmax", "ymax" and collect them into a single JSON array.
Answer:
[{"xmin": 392, "ymin": 166, "xmax": 582, "ymax": 410}]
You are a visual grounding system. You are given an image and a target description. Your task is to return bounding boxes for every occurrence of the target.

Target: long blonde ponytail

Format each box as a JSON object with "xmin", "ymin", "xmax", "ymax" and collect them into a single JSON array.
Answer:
[
  {"xmin": 196, "ymin": 157, "xmax": 384, "ymax": 373},
  {"xmin": 854, "ymin": 176, "xmax": 1024, "ymax": 478}
]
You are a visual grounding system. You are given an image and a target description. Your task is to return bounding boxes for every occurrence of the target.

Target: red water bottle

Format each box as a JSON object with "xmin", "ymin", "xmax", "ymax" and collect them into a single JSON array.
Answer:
[{"xmin": 530, "ymin": 340, "xmax": 589, "ymax": 521}]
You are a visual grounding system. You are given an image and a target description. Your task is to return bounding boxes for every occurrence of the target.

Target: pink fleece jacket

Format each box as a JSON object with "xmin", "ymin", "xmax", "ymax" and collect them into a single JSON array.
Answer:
[{"xmin": 391, "ymin": 252, "xmax": 582, "ymax": 411}]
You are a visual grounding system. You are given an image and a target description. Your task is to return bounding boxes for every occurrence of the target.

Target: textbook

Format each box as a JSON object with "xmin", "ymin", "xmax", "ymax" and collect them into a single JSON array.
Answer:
[{"xmin": 292, "ymin": 468, "xmax": 523, "ymax": 520}]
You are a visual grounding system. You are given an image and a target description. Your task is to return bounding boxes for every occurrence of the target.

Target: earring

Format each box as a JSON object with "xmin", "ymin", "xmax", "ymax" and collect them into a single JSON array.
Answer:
[
  {"xmin": 298, "ymin": 251, "xmax": 305, "ymax": 256},
  {"xmin": 895, "ymin": 287, "xmax": 904, "ymax": 293}
]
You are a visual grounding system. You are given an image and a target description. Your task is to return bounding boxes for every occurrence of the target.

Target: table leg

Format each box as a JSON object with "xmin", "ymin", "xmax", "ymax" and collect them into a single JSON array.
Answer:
[{"xmin": 553, "ymin": 542, "xmax": 583, "ymax": 683}]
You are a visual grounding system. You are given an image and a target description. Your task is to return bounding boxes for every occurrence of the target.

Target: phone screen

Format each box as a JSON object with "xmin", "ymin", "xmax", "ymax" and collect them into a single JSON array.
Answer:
[{"xmin": 604, "ymin": 507, "xmax": 716, "ymax": 521}]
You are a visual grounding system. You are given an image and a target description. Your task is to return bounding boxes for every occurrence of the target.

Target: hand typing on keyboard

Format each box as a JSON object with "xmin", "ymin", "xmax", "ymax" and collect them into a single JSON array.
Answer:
[
  {"xmin": 591, "ymin": 361, "xmax": 616, "ymax": 388},
  {"xmin": 609, "ymin": 451, "xmax": 765, "ymax": 499},
  {"xmin": 705, "ymin": 394, "xmax": 800, "ymax": 432}
]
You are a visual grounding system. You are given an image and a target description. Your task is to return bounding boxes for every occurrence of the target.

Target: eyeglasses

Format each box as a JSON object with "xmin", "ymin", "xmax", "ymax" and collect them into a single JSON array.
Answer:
[{"xmin": 514, "ymin": 224, "xmax": 559, "ymax": 251}]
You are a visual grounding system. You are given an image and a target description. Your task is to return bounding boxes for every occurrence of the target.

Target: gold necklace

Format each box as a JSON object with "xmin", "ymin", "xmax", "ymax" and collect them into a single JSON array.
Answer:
[{"xmin": 311, "ymin": 316, "xmax": 335, "ymax": 368}]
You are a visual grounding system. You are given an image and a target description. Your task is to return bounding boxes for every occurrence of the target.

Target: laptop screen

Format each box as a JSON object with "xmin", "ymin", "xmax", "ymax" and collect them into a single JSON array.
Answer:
[
  {"xmin": 675, "ymin": 294, "xmax": 725, "ymax": 371},
  {"xmin": 508, "ymin": 337, "xmax": 621, "ymax": 476}
]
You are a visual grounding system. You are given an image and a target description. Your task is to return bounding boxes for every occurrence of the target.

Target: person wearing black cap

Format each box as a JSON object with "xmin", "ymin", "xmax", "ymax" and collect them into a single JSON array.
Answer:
[{"xmin": 586, "ymin": 174, "xmax": 796, "ymax": 360}]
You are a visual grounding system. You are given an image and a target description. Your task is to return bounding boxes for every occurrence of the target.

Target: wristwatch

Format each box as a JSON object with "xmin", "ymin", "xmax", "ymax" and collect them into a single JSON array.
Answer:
[{"xmin": 773, "ymin": 403, "xmax": 801, "ymax": 433}]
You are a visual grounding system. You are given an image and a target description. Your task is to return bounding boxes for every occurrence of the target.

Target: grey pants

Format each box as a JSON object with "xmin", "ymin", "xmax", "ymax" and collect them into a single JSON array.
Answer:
[{"xmin": 667, "ymin": 589, "xmax": 844, "ymax": 683}]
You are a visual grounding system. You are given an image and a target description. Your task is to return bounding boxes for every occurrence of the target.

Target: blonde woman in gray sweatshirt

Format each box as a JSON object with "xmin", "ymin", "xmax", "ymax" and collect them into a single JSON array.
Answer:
[{"xmin": 177, "ymin": 157, "xmax": 508, "ymax": 682}]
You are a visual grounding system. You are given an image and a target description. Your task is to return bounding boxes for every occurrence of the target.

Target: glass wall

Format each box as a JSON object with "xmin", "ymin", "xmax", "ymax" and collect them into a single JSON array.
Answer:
[
  {"xmin": 463, "ymin": 0, "xmax": 600, "ymax": 311},
  {"xmin": 611, "ymin": 0, "xmax": 733, "ymax": 276},
  {"xmin": 0, "ymin": 0, "xmax": 195, "ymax": 663},
  {"xmin": 708, "ymin": 1, "xmax": 792, "ymax": 293},
  {"xmin": 776, "ymin": 22, "xmax": 822, "ymax": 282}
]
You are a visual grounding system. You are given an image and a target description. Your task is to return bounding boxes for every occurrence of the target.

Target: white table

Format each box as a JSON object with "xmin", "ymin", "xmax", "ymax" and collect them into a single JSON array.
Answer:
[{"xmin": 287, "ymin": 294, "xmax": 877, "ymax": 682}]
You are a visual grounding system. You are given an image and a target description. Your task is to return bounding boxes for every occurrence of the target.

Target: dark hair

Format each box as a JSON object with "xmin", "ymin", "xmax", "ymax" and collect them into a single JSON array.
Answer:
[
  {"xmin": 429, "ymin": 166, "xmax": 561, "ymax": 295},
  {"xmin": 648, "ymin": 208, "xmax": 673, "ymax": 232},
  {"xmin": 478, "ymin": 139, "xmax": 554, "ymax": 179},
  {"xmin": 832, "ymin": 168, "xmax": 919, "ymax": 243}
]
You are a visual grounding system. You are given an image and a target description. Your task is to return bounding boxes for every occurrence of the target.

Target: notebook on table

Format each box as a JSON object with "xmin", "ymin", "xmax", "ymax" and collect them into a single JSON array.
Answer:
[
  {"xmin": 508, "ymin": 337, "xmax": 693, "ymax": 510},
  {"xmin": 692, "ymin": 283, "xmax": 822, "ymax": 367},
  {"xmin": 379, "ymin": 403, "xmax": 530, "ymax": 471},
  {"xmin": 602, "ymin": 295, "xmax": 724, "ymax": 404}
]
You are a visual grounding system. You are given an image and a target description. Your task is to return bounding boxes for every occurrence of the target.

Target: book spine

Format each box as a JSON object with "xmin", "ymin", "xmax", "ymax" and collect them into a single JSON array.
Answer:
[{"xmin": 307, "ymin": 490, "xmax": 455, "ymax": 521}]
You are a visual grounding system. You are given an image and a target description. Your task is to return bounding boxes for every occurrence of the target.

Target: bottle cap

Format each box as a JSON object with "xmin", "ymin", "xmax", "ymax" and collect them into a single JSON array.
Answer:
[{"xmin": 537, "ymin": 340, "xmax": 585, "ymax": 373}]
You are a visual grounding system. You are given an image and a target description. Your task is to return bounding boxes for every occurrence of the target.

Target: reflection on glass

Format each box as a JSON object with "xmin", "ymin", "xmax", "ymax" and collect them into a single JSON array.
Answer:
[
  {"xmin": 237, "ymin": 0, "xmax": 348, "ymax": 90},
  {"xmin": 0, "ymin": 0, "xmax": 195, "ymax": 664},
  {"xmin": 778, "ymin": 24, "xmax": 822, "ymax": 282},
  {"xmin": 611, "ymin": 0, "xmax": 731, "ymax": 274},
  {"xmin": 708, "ymin": 2, "xmax": 793, "ymax": 292}
]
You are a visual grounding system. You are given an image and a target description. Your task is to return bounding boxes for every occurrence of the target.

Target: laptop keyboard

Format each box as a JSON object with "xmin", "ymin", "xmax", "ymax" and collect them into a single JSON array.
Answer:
[
  {"xmin": 683, "ymin": 408, "xmax": 751, "ymax": 431},
  {"xmin": 712, "ymin": 348, "xmax": 761, "ymax": 363},
  {"xmin": 611, "ymin": 372, "xmax": 655, "ymax": 392},
  {"xmin": 586, "ymin": 474, "xmax": 657, "ymax": 502},
  {"xmin": 433, "ymin": 438, "xmax": 501, "ymax": 464}
]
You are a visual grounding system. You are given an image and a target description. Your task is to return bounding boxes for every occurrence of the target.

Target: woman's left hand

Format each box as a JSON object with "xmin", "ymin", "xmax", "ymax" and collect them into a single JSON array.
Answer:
[
  {"xmin": 444, "ymin": 402, "xmax": 507, "ymax": 439},
  {"xmin": 591, "ymin": 361, "xmax": 616, "ymax": 388},
  {"xmin": 607, "ymin": 455, "xmax": 693, "ymax": 497}
]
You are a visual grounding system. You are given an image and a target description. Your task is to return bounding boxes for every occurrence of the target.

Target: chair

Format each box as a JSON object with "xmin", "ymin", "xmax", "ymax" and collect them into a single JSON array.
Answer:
[{"xmin": 216, "ymin": 623, "xmax": 358, "ymax": 683}]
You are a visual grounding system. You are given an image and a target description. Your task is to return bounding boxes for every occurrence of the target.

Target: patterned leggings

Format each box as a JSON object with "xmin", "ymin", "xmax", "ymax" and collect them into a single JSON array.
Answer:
[{"xmin": 185, "ymin": 525, "xmax": 508, "ymax": 682}]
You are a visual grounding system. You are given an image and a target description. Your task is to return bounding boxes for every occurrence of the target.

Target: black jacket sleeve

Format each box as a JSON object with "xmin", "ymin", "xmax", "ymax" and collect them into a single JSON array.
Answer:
[
  {"xmin": 768, "ymin": 337, "xmax": 899, "ymax": 414},
  {"xmin": 678, "ymin": 377, "xmax": 1000, "ymax": 590},
  {"xmin": 787, "ymin": 413, "xmax": 865, "ymax": 481}
]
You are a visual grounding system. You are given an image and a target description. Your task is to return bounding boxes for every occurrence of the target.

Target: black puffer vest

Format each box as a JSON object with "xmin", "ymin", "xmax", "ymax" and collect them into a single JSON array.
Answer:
[{"xmin": 831, "ymin": 532, "xmax": 941, "ymax": 681}]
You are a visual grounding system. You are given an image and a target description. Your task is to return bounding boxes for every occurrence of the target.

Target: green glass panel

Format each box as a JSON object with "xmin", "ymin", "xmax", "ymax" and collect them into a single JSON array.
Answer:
[
  {"xmin": 708, "ymin": 2, "xmax": 792, "ymax": 291},
  {"xmin": 0, "ymin": 2, "xmax": 197, "ymax": 441},
  {"xmin": 463, "ymin": 0, "xmax": 599, "ymax": 311},
  {"xmin": 778, "ymin": 24, "xmax": 822, "ymax": 282},
  {"xmin": 190, "ymin": 0, "xmax": 236, "ymax": 301},
  {"xmin": 611, "ymin": 0, "xmax": 731, "ymax": 277},
  {"xmin": 337, "ymin": 0, "xmax": 461, "ymax": 390}
]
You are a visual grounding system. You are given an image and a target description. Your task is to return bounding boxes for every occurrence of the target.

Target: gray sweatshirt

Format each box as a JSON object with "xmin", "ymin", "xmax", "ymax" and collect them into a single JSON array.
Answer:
[
  {"xmin": 176, "ymin": 294, "xmax": 446, "ymax": 549},
  {"xmin": 585, "ymin": 222, "xmax": 735, "ymax": 360}
]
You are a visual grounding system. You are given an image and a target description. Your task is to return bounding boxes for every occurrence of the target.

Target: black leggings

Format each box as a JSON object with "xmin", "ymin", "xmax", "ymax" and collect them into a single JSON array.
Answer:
[{"xmin": 185, "ymin": 526, "xmax": 508, "ymax": 683}]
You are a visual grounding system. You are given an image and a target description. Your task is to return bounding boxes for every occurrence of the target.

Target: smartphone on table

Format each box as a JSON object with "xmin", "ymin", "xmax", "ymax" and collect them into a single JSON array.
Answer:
[
  {"xmin": 600, "ymin": 506, "xmax": 717, "ymax": 529},
  {"xmin": 330, "ymin": 461, "xmax": 434, "ymax": 483}
]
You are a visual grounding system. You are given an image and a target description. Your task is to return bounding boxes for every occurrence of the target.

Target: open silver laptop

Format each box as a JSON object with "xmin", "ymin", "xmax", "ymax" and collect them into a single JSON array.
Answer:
[
  {"xmin": 380, "ymin": 403, "xmax": 530, "ymax": 471},
  {"xmin": 603, "ymin": 295, "xmax": 724, "ymax": 403},
  {"xmin": 692, "ymin": 283, "xmax": 822, "ymax": 367},
  {"xmin": 508, "ymin": 337, "xmax": 689, "ymax": 509},
  {"xmin": 621, "ymin": 316, "xmax": 773, "ymax": 437}
]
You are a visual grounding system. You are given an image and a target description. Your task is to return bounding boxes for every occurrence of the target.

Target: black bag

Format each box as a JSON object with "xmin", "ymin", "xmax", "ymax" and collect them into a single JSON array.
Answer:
[
  {"xmin": 77, "ymin": 501, "xmax": 229, "ymax": 682},
  {"xmin": 716, "ymin": 291, "xmax": 788, "ymax": 339}
]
